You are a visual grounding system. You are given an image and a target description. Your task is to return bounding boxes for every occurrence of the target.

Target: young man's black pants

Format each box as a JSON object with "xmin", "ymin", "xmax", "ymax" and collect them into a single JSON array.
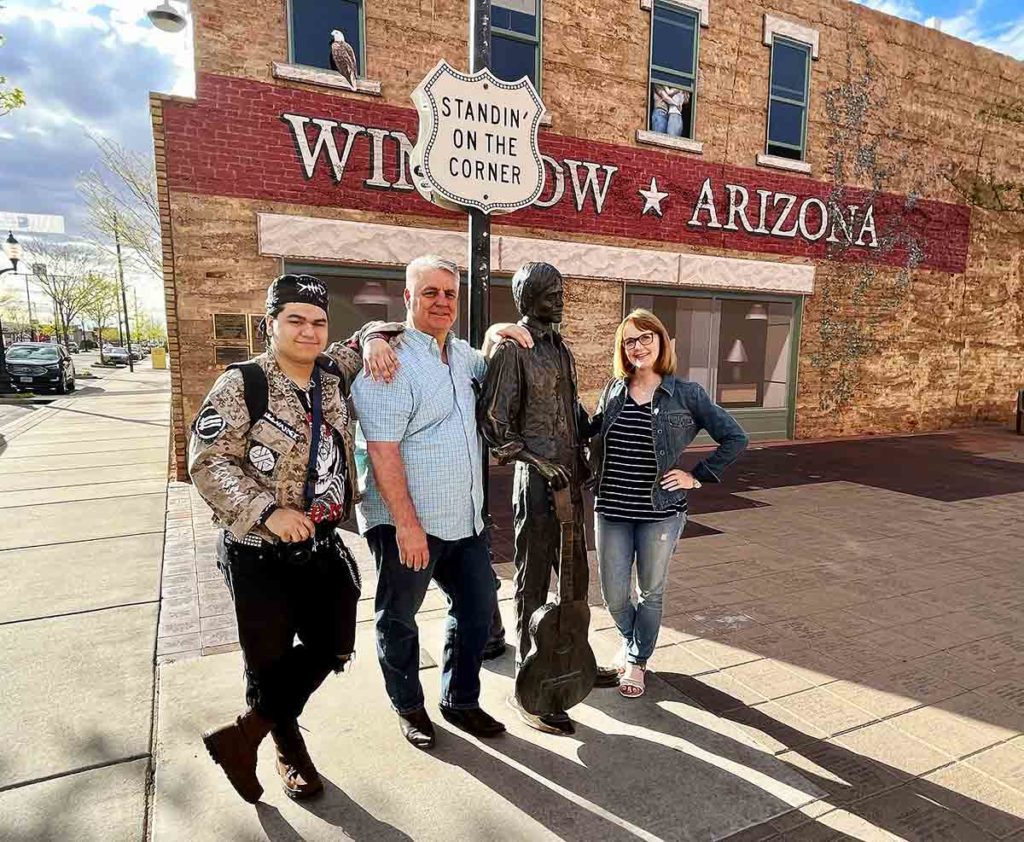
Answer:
[{"xmin": 217, "ymin": 529, "xmax": 361, "ymax": 724}]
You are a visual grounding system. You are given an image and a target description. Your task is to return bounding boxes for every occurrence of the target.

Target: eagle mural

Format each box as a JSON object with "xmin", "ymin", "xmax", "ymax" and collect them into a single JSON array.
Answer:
[{"xmin": 330, "ymin": 30, "xmax": 358, "ymax": 90}]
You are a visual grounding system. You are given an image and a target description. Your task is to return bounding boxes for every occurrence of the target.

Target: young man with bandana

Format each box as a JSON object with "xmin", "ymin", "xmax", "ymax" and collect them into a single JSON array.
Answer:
[{"xmin": 188, "ymin": 274, "xmax": 403, "ymax": 803}]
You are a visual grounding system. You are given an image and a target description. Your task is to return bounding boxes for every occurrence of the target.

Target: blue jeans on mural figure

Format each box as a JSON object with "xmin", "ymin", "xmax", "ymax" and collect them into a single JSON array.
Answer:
[
  {"xmin": 652, "ymin": 108, "xmax": 684, "ymax": 137},
  {"xmin": 595, "ymin": 512, "xmax": 687, "ymax": 666},
  {"xmin": 651, "ymin": 107, "xmax": 669, "ymax": 134}
]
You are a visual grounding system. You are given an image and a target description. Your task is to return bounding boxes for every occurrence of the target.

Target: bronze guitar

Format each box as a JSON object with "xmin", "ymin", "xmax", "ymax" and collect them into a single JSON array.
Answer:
[{"xmin": 515, "ymin": 487, "xmax": 597, "ymax": 715}]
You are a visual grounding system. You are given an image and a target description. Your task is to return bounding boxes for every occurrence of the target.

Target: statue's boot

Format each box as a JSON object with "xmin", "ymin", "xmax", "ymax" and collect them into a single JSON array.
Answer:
[{"xmin": 507, "ymin": 695, "xmax": 575, "ymax": 736}]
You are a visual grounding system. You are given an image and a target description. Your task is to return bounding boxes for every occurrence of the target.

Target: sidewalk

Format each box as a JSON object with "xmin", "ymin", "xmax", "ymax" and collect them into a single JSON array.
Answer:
[
  {"xmin": 2, "ymin": 359, "xmax": 1023, "ymax": 839},
  {"xmin": 0, "ymin": 361, "xmax": 170, "ymax": 841},
  {"xmin": 154, "ymin": 427, "xmax": 1024, "ymax": 840}
]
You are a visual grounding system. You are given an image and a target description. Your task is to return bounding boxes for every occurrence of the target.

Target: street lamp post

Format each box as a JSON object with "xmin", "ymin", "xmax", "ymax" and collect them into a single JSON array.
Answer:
[{"xmin": 0, "ymin": 231, "xmax": 24, "ymax": 393}]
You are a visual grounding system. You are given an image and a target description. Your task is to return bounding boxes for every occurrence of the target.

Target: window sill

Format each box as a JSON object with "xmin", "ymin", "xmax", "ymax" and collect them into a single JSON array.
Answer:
[
  {"xmin": 272, "ymin": 62, "xmax": 382, "ymax": 96},
  {"xmin": 636, "ymin": 129, "xmax": 703, "ymax": 154},
  {"xmin": 756, "ymin": 153, "xmax": 811, "ymax": 175}
]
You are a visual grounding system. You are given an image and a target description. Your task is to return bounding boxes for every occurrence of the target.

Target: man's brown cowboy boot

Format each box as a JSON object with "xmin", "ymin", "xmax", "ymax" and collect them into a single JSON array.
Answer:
[
  {"xmin": 272, "ymin": 721, "xmax": 323, "ymax": 800},
  {"xmin": 202, "ymin": 708, "xmax": 274, "ymax": 803}
]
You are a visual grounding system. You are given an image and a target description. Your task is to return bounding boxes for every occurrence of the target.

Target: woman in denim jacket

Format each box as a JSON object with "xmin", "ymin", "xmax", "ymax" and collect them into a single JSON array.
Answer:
[{"xmin": 589, "ymin": 309, "xmax": 748, "ymax": 697}]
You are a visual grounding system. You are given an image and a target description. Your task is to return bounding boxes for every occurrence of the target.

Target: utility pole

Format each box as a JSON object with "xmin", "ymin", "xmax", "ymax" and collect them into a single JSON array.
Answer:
[
  {"xmin": 469, "ymin": 0, "xmax": 492, "ymax": 513},
  {"xmin": 114, "ymin": 228, "xmax": 134, "ymax": 373},
  {"xmin": 24, "ymin": 274, "xmax": 33, "ymax": 341}
]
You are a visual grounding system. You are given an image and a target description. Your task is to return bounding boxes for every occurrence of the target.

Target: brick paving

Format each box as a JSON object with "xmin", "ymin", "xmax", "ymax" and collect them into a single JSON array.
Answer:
[{"xmin": 156, "ymin": 426, "xmax": 1024, "ymax": 837}]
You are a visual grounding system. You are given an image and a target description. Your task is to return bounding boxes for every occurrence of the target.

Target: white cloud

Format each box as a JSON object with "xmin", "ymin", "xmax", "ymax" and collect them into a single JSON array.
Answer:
[{"xmin": 0, "ymin": 1, "xmax": 192, "ymax": 319}]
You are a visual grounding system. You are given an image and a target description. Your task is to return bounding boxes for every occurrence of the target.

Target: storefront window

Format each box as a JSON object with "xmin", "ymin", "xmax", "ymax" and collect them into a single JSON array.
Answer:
[
  {"xmin": 626, "ymin": 291, "xmax": 796, "ymax": 412},
  {"xmin": 766, "ymin": 37, "xmax": 810, "ymax": 161},
  {"xmin": 492, "ymin": 0, "xmax": 541, "ymax": 89},
  {"xmin": 311, "ymin": 274, "xmax": 517, "ymax": 347},
  {"xmin": 290, "ymin": 0, "xmax": 363, "ymax": 75},
  {"xmin": 648, "ymin": 1, "xmax": 698, "ymax": 139}
]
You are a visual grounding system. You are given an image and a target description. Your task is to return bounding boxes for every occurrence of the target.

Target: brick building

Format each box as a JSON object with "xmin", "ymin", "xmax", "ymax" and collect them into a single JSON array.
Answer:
[{"xmin": 152, "ymin": 0, "xmax": 1024, "ymax": 480}]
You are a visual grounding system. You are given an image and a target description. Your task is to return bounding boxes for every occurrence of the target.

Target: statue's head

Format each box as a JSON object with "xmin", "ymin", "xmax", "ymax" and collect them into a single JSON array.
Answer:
[{"xmin": 511, "ymin": 262, "xmax": 564, "ymax": 325}]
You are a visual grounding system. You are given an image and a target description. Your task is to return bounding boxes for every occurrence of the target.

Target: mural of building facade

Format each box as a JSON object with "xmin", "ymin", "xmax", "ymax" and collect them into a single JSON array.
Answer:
[{"xmin": 152, "ymin": 0, "xmax": 1024, "ymax": 481}]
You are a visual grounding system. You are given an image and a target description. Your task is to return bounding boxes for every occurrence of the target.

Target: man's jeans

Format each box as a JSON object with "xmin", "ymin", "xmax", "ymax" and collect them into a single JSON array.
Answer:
[
  {"xmin": 595, "ymin": 513, "xmax": 686, "ymax": 665},
  {"xmin": 366, "ymin": 525, "xmax": 495, "ymax": 715}
]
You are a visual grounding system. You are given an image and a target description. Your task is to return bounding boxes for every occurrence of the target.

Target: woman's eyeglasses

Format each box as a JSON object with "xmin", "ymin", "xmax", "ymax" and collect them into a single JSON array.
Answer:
[{"xmin": 623, "ymin": 332, "xmax": 656, "ymax": 351}]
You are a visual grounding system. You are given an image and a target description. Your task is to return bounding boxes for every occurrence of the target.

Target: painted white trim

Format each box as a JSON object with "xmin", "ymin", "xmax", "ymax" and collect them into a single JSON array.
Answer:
[
  {"xmin": 756, "ymin": 153, "xmax": 812, "ymax": 175},
  {"xmin": 762, "ymin": 14, "xmax": 819, "ymax": 59},
  {"xmin": 272, "ymin": 62, "xmax": 382, "ymax": 96},
  {"xmin": 257, "ymin": 214, "xmax": 815, "ymax": 296},
  {"xmin": 636, "ymin": 129, "xmax": 704, "ymax": 155},
  {"xmin": 640, "ymin": 0, "xmax": 709, "ymax": 27}
]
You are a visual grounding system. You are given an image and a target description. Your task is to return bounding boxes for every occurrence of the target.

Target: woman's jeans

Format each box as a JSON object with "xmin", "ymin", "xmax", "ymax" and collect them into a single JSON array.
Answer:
[
  {"xmin": 651, "ymin": 107, "xmax": 684, "ymax": 137},
  {"xmin": 595, "ymin": 512, "xmax": 687, "ymax": 666}
]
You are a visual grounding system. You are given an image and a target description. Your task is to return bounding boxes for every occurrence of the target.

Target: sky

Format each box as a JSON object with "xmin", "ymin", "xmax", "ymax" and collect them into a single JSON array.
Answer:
[{"xmin": 0, "ymin": 0, "xmax": 1021, "ymax": 320}]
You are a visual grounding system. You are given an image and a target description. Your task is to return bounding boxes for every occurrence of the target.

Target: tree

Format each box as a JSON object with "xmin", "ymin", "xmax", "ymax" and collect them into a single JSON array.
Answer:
[
  {"xmin": 20, "ymin": 240, "xmax": 95, "ymax": 348},
  {"xmin": 77, "ymin": 134, "xmax": 161, "ymax": 277},
  {"xmin": 79, "ymin": 274, "xmax": 120, "ymax": 365},
  {"xmin": 1, "ymin": 8, "xmax": 25, "ymax": 118}
]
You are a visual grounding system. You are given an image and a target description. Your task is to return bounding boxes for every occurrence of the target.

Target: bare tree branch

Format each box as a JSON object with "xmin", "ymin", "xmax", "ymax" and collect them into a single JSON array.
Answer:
[{"xmin": 76, "ymin": 132, "xmax": 162, "ymax": 277}]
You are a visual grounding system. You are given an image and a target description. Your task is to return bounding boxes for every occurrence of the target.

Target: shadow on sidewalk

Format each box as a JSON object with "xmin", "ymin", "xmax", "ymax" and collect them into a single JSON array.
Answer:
[{"xmin": 431, "ymin": 669, "xmax": 1019, "ymax": 840}]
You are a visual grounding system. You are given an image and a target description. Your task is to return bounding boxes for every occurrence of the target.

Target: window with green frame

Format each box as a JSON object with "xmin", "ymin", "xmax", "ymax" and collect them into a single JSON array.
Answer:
[
  {"xmin": 491, "ymin": 0, "xmax": 541, "ymax": 89},
  {"xmin": 766, "ymin": 36, "xmax": 811, "ymax": 161},
  {"xmin": 648, "ymin": 1, "xmax": 699, "ymax": 140},
  {"xmin": 290, "ymin": 0, "xmax": 364, "ymax": 75}
]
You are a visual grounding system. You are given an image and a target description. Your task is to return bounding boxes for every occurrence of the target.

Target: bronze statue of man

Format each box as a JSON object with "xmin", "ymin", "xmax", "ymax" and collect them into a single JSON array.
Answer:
[{"xmin": 479, "ymin": 262, "xmax": 617, "ymax": 735}]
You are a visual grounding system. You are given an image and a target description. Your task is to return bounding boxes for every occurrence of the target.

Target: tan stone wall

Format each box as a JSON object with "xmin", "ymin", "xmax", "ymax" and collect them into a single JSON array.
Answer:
[{"xmin": 172, "ymin": 0, "xmax": 1024, "ymax": 447}]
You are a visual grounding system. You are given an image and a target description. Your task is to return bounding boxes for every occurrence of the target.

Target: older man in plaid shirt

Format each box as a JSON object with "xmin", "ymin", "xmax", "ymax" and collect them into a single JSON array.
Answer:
[{"xmin": 352, "ymin": 255, "xmax": 531, "ymax": 749}]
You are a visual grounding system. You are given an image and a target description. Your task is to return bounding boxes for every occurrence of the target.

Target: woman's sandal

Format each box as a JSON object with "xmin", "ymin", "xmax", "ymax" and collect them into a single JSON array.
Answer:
[{"xmin": 619, "ymin": 664, "xmax": 646, "ymax": 698}]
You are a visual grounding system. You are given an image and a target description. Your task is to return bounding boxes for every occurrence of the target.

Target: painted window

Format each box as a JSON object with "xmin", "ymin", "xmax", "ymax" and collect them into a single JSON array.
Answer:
[
  {"xmin": 626, "ymin": 291, "xmax": 796, "ymax": 412},
  {"xmin": 492, "ymin": 0, "xmax": 541, "ymax": 89},
  {"xmin": 297, "ymin": 272, "xmax": 516, "ymax": 345},
  {"xmin": 766, "ymin": 37, "xmax": 811, "ymax": 161},
  {"xmin": 290, "ymin": 0, "xmax": 363, "ymax": 75},
  {"xmin": 648, "ymin": 1, "xmax": 699, "ymax": 140}
]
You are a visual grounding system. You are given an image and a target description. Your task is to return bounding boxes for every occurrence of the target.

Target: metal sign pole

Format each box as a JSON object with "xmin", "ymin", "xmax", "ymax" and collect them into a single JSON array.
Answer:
[{"xmin": 469, "ymin": 0, "xmax": 492, "ymax": 513}]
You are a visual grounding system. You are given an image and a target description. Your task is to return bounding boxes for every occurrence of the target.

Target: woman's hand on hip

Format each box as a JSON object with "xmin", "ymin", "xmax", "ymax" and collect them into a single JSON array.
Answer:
[{"xmin": 660, "ymin": 469, "xmax": 698, "ymax": 491}]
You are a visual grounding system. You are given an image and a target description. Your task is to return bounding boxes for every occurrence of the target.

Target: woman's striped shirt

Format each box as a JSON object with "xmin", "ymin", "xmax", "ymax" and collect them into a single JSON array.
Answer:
[{"xmin": 595, "ymin": 395, "xmax": 687, "ymax": 522}]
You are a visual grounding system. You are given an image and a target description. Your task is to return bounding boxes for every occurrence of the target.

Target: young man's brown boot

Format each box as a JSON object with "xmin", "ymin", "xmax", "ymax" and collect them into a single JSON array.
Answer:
[
  {"xmin": 272, "ymin": 721, "xmax": 323, "ymax": 800},
  {"xmin": 202, "ymin": 708, "xmax": 274, "ymax": 803}
]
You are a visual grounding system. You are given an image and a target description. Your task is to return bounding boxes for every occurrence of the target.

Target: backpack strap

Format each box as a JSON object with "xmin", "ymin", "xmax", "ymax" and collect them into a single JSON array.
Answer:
[{"xmin": 227, "ymin": 360, "xmax": 268, "ymax": 427}]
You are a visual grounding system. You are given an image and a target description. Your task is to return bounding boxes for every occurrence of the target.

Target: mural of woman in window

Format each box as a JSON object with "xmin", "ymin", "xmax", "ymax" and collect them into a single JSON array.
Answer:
[{"xmin": 651, "ymin": 85, "xmax": 690, "ymax": 137}]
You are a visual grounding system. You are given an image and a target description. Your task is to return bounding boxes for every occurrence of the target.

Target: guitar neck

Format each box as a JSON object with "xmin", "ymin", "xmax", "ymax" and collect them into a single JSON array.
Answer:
[{"xmin": 561, "ymin": 510, "xmax": 577, "ymax": 602}]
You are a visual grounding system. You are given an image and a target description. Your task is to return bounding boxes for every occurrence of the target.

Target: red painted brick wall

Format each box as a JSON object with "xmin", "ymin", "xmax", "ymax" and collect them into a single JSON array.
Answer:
[{"xmin": 163, "ymin": 73, "xmax": 970, "ymax": 274}]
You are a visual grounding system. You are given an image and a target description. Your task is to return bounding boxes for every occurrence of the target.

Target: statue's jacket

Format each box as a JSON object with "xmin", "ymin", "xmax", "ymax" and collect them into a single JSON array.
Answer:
[{"xmin": 477, "ymin": 320, "xmax": 591, "ymax": 482}]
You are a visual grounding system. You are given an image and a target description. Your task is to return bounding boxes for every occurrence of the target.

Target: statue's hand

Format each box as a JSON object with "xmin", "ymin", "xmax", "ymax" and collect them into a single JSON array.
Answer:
[{"xmin": 535, "ymin": 458, "xmax": 570, "ymax": 490}]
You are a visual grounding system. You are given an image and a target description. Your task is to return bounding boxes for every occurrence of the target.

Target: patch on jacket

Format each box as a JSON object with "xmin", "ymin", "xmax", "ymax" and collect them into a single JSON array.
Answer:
[
  {"xmin": 193, "ymin": 405, "xmax": 227, "ymax": 442},
  {"xmin": 247, "ymin": 444, "xmax": 278, "ymax": 475},
  {"xmin": 262, "ymin": 412, "xmax": 301, "ymax": 442}
]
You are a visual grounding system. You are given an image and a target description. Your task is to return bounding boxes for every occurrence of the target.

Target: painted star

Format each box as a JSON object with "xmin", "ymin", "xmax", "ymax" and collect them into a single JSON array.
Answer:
[{"xmin": 639, "ymin": 177, "xmax": 669, "ymax": 217}]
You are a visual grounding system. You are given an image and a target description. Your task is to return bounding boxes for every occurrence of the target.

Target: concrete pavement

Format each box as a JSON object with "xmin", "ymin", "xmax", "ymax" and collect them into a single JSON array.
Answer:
[
  {"xmin": 0, "ymin": 359, "xmax": 169, "ymax": 841},
  {"xmin": 154, "ymin": 426, "xmax": 1024, "ymax": 840},
  {"xmin": 3, "ymin": 354, "xmax": 1024, "ymax": 840}
]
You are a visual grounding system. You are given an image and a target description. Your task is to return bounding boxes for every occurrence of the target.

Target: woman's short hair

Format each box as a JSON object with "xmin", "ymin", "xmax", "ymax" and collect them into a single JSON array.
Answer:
[{"xmin": 613, "ymin": 308, "xmax": 677, "ymax": 379}]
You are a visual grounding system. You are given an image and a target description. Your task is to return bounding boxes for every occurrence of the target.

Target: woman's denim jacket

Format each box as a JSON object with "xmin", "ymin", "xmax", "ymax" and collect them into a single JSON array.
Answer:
[{"xmin": 587, "ymin": 376, "xmax": 749, "ymax": 511}]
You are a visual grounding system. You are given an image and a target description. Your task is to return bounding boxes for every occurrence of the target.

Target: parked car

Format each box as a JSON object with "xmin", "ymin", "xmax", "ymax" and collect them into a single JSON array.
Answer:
[
  {"xmin": 104, "ymin": 346, "xmax": 130, "ymax": 365},
  {"xmin": 6, "ymin": 343, "xmax": 76, "ymax": 393},
  {"xmin": 67, "ymin": 342, "xmax": 80, "ymax": 354}
]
